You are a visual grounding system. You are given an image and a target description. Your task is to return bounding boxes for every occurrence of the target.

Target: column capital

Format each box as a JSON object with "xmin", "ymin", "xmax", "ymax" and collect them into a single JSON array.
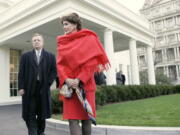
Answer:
[
  {"xmin": 104, "ymin": 28, "xmax": 113, "ymax": 33},
  {"xmin": 129, "ymin": 38, "xmax": 137, "ymax": 42},
  {"xmin": 146, "ymin": 45, "xmax": 152, "ymax": 50},
  {"xmin": 146, "ymin": 43, "xmax": 153, "ymax": 47}
]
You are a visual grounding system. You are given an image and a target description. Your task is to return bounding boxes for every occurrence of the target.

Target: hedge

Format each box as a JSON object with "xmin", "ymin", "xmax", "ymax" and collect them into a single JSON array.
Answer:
[{"xmin": 51, "ymin": 85, "xmax": 180, "ymax": 114}]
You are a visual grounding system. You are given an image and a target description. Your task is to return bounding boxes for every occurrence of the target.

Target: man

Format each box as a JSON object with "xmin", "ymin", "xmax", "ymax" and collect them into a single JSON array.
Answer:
[
  {"xmin": 94, "ymin": 72, "xmax": 106, "ymax": 85},
  {"xmin": 116, "ymin": 70, "xmax": 126, "ymax": 85},
  {"xmin": 18, "ymin": 33, "xmax": 57, "ymax": 135}
]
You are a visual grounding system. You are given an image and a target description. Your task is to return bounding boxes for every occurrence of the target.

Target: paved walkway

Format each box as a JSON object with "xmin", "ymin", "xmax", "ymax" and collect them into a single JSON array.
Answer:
[
  {"xmin": 0, "ymin": 104, "xmax": 60, "ymax": 135},
  {"xmin": 1, "ymin": 104, "xmax": 180, "ymax": 135}
]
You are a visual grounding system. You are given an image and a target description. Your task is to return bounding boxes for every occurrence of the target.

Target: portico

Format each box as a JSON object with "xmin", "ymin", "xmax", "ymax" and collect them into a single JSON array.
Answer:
[{"xmin": 0, "ymin": 0, "xmax": 155, "ymax": 104}]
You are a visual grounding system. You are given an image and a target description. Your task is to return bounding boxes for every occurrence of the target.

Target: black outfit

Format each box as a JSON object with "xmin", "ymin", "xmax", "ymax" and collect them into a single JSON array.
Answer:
[
  {"xmin": 94, "ymin": 72, "xmax": 106, "ymax": 85},
  {"xmin": 116, "ymin": 72, "xmax": 126, "ymax": 85},
  {"xmin": 18, "ymin": 49, "xmax": 57, "ymax": 135},
  {"xmin": 56, "ymin": 76, "xmax": 60, "ymax": 88}
]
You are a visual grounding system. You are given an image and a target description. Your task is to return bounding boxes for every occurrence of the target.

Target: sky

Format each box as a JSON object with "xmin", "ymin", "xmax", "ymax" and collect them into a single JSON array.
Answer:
[
  {"xmin": 3, "ymin": 0, "xmax": 146, "ymax": 15},
  {"xmin": 116, "ymin": 0, "xmax": 145, "ymax": 14}
]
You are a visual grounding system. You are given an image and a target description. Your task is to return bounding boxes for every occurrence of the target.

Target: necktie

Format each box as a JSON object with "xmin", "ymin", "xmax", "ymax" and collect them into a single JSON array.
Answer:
[
  {"xmin": 37, "ymin": 50, "xmax": 40, "ymax": 64},
  {"xmin": 36, "ymin": 50, "xmax": 40, "ymax": 80}
]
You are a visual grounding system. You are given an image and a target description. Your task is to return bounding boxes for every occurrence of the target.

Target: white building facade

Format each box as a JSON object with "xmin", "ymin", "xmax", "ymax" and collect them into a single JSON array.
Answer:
[
  {"xmin": 0, "ymin": 0, "xmax": 155, "ymax": 105},
  {"xmin": 139, "ymin": 0, "xmax": 180, "ymax": 84}
]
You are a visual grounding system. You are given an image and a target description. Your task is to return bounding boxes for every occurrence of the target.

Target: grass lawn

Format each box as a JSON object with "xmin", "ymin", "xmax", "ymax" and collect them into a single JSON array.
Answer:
[{"xmin": 52, "ymin": 94, "xmax": 180, "ymax": 127}]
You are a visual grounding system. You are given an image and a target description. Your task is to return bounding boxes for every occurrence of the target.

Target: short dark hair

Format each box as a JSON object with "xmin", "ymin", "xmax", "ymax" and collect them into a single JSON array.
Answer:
[{"xmin": 60, "ymin": 13, "xmax": 82, "ymax": 30}]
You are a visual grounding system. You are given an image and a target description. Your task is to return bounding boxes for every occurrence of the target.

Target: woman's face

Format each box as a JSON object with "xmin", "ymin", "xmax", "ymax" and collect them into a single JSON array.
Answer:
[{"xmin": 62, "ymin": 21, "xmax": 77, "ymax": 34}]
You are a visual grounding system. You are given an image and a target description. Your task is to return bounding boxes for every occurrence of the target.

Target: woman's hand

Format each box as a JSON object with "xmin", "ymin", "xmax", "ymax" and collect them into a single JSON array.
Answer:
[
  {"xmin": 65, "ymin": 78, "xmax": 80, "ymax": 88},
  {"xmin": 65, "ymin": 78, "xmax": 74, "ymax": 87},
  {"xmin": 71, "ymin": 78, "xmax": 80, "ymax": 88}
]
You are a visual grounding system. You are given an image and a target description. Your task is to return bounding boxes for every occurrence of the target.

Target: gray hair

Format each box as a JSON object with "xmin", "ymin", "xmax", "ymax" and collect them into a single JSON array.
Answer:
[{"xmin": 32, "ymin": 33, "xmax": 43, "ymax": 39}]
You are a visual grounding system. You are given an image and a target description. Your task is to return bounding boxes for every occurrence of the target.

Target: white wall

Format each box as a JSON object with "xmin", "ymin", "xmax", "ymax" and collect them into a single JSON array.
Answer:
[
  {"xmin": 0, "ymin": 47, "xmax": 10, "ymax": 103},
  {"xmin": 114, "ymin": 50, "xmax": 131, "ymax": 85},
  {"xmin": 0, "ymin": 47, "xmax": 21, "ymax": 105}
]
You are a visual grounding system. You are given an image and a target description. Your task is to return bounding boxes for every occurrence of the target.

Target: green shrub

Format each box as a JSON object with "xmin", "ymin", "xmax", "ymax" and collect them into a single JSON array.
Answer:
[
  {"xmin": 51, "ymin": 85, "xmax": 178, "ymax": 114},
  {"xmin": 140, "ymin": 70, "xmax": 172, "ymax": 85},
  {"xmin": 175, "ymin": 85, "xmax": 180, "ymax": 93},
  {"xmin": 95, "ymin": 85, "xmax": 177, "ymax": 106},
  {"xmin": 51, "ymin": 89, "xmax": 63, "ymax": 114}
]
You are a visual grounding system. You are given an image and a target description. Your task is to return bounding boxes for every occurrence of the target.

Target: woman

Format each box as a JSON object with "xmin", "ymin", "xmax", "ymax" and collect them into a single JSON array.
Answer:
[{"xmin": 56, "ymin": 13, "xmax": 110, "ymax": 135}]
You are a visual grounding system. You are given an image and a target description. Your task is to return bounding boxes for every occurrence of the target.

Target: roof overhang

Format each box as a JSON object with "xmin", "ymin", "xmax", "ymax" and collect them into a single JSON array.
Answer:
[{"xmin": 0, "ymin": 0, "xmax": 154, "ymax": 48}]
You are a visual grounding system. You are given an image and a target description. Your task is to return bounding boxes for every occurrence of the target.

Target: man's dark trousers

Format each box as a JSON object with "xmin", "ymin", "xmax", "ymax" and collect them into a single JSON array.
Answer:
[{"xmin": 25, "ymin": 81, "xmax": 45, "ymax": 135}]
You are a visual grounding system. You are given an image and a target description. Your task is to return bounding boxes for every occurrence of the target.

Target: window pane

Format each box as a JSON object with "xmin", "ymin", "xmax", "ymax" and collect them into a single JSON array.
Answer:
[{"xmin": 9, "ymin": 49, "xmax": 21, "ymax": 97}]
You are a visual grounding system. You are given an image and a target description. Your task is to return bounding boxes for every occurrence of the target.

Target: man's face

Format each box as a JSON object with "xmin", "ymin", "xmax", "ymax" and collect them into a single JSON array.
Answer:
[{"xmin": 32, "ymin": 36, "xmax": 44, "ymax": 50}]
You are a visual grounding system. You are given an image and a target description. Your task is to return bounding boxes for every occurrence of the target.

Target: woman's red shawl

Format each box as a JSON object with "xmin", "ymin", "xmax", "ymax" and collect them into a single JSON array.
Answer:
[{"xmin": 57, "ymin": 29, "xmax": 110, "ymax": 87}]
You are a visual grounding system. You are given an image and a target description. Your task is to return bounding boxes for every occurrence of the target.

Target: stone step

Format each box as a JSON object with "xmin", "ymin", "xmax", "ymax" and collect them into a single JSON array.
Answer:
[{"xmin": 47, "ymin": 119, "xmax": 180, "ymax": 135}]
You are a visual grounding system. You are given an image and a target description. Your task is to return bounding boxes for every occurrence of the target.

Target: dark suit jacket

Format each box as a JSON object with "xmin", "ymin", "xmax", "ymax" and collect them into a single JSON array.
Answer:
[
  {"xmin": 116, "ymin": 72, "xmax": 126, "ymax": 85},
  {"xmin": 94, "ymin": 72, "xmax": 106, "ymax": 85},
  {"xmin": 18, "ymin": 49, "xmax": 57, "ymax": 121}
]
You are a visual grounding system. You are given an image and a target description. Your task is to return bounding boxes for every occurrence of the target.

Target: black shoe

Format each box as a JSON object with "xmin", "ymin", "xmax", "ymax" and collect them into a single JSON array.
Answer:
[{"xmin": 39, "ymin": 133, "xmax": 45, "ymax": 135}]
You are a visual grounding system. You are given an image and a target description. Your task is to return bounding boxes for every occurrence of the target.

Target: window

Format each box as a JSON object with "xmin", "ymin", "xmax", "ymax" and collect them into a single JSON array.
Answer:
[
  {"xmin": 155, "ymin": 21, "xmax": 163, "ymax": 30},
  {"xmin": 168, "ymin": 65, "xmax": 177, "ymax": 80},
  {"xmin": 155, "ymin": 50, "xmax": 162, "ymax": 63},
  {"xmin": 167, "ymin": 48, "xmax": 175, "ymax": 61},
  {"xmin": 166, "ymin": 17, "xmax": 174, "ymax": 28},
  {"xmin": 156, "ymin": 67, "xmax": 164, "ymax": 74},
  {"xmin": 156, "ymin": 36, "xmax": 164, "ymax": 45},
  {"xmin": 143, "ymin": 9, "xmax": 150, "ymax": 17},
  {"xmin": 138, "ymin": 47, "xmax": 146, "ymax": 53},
  {"xmin": 119, "ymin": 64, "xmax": 122, "ymax": 71},
  {"xmin": 10, "ymin": 49, "xmax": 21, "ymax": 97},
  {"xmin": 177, "ymin": 1, "xmax": 180, "ymax": 10},
  {"xmin": 163, "ymin": 5, "xmax": 172, "ymax": 13},
  {"xmin": 152, "ymin": 8, "xmax": 160, "ymax": 17},
  {"xmin": 139, "ymin": 55, "xmax": 146, "ymax": 66},
  {"xmin": 167, "ymin": 34, "xmax": 176, "ymax": 43},
  {"xmin": 177, "ymin": 16, "xmax": 180, "ymax": 25}
]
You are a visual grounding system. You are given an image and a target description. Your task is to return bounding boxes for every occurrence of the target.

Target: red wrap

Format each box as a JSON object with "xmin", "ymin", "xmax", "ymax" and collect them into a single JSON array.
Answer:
[{"xmin": 56, "ymin": 29, "xmax": 110, "ymax": 120}]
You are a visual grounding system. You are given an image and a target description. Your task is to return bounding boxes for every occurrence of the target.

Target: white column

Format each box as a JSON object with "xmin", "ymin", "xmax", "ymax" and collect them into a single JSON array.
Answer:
[
  {"xmin": 164, "ymin": 49, "xmax": 167, "ymax": 61},
  {"xmin": 173, "ymin": 16, "xmax": 176, "ymax": 26},
  {"xmin": 166, "ymin": 66, "xmax": 169, "ymax": 77},
  {"xmin": 153, "ymin": 37, "xmax": 156, "ymax": 46},
  {"xmin": 104, "ymin": 29, "xmax": 116, "ymax": 85},
  {"xmin": 163, "ymin": 19, "xmax": 165, "ymax": 29},
  {"xmin": 178, "ymin": 33, "xmax": 180, "ymax": 42},
  {"xmin": 176, "ymin": 33, "xmax": 178, "ymax": 41},
  {"xmin": 150, "ymin": 22, "xmax": 153, "ymax": 30},
  {"xmin": 176, "ymin": 65, "xmax": 180, "ymax": 80},
  {"xmin": 165, "ymin": 34, "xmax": 168, "ymax": 44},
  {"xmin": 146, "ymin": 46, "xmax": 156, "ymax": 84},
  {"xmin": 163, "ymin": 35, "xmax": 166, "ymax": 43},
  {"xmin": 174, "ymin": 47, "xmax": 177, "ymax": 60},
  {"xmin": 176, "ymin": 16, "xmax": 179, "ymax": 25},
  {"xmin": 152, "ymin": 22, "xmax": 155, "ymax": 31},
  {"xmin": 164, "ymin": 19, "xmax": 167, "ymax": 28},
  {"xmin": 162, "ymin": 49, "xmax": 165, "ymax": 62},
  {"xmin": 179, "ymin": 65, "xmax": 180, "ymax": 77},
  {"xmin": 0, "ymin": 47, "xmax": 10, "ymax": 104},
  {"xmin": 129, "ymin": 39, "xmax": 140, "ymax": 85},
  {"xmin": 177, "ymin": 47, "xmax": 180, "ymax": 59},
  {"xmin": 163, "ymin": 66, "xmax": 166, "ymax": 75}
]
